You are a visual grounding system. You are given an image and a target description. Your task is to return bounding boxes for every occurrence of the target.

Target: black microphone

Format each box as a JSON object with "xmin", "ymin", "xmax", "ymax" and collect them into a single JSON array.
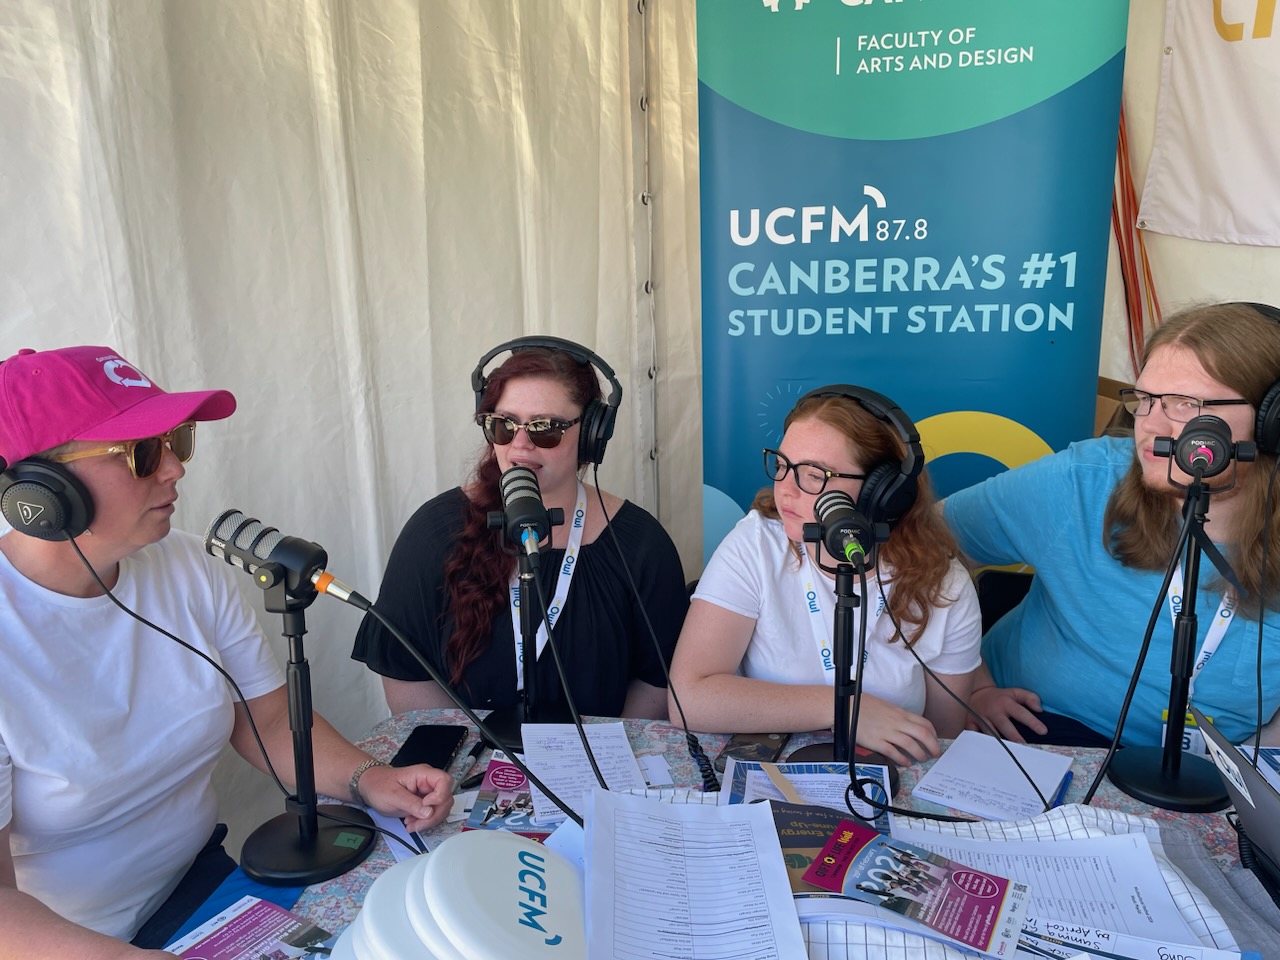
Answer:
[
  {"xmin": 813, "ymin": 490, "xmax": 875, "ymax": 566},
  {"xmin": 203, "ymin": 509, "xmax": 369, "ymax": 606},
  {"xmin": 1165, "ymin": 415, "xmax": 1252, "ymax": 480},
  {"xmin": 488, "ymin": 466, "xmax": 563, "ymax": 559}
]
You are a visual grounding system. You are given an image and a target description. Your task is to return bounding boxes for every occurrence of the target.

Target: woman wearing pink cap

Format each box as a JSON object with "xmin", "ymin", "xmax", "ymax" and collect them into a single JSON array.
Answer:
[{"xmin": 0, "ymin": 346, "xmax": 453, "ymax": 958}]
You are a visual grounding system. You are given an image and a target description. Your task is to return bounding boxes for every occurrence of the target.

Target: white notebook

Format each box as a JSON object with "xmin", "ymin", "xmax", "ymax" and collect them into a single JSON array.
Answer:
[{"xmin": 911, "ymin": 730, "xmax": 1073, "ymax": 820}]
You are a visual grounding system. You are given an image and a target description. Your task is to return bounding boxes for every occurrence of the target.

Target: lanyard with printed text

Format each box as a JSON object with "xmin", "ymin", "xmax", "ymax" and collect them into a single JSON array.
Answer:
[
  {"xmin": 801, "ymin": 549, "xmax": 886, "ymax": 679},
  {"xmin": 510, "ymin": 482, "xmax": 588, "ymax": 690},
  {"xmin": 1166, "ymin": 567, "xmax": 1237, "ymax": 700}
]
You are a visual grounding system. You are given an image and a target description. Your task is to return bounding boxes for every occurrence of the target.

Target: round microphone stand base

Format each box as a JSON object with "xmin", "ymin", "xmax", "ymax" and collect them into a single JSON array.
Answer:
[
  {"xmin": 481, "ymin": 700, "xmax": 576, "ymax": 754},
  {"xmin": 785, "ymin": 742, "xmax": 901, "ymax": 796},
  {"xmin": 1106, "ymin": 748, "xmax": 1229, "ymax": 813},
  {"xmin": 240, "ymin": 804, "xmax": 377, "ymax": 886}
]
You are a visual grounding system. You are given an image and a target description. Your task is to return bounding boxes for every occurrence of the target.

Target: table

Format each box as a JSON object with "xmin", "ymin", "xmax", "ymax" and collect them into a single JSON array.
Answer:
[{"xmin": 290, "ymin": 710, "xmax": 1251, "ymax": 939}]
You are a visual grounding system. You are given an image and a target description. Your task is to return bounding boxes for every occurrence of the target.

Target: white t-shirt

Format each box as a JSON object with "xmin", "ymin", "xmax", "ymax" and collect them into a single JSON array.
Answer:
[
  {"xmin": 0, "ymin": 530, "xmax": 283, "ymax": 940},
  {"xmin": 694, "ymin": 511, "xmax": 981, "ymax": 716}
]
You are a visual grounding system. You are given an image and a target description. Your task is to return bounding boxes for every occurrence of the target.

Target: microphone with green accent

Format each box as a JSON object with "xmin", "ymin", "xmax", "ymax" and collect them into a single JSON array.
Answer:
[{"xmin": 814, "ymin": 490, "xmax": 875, "ymax": 567}]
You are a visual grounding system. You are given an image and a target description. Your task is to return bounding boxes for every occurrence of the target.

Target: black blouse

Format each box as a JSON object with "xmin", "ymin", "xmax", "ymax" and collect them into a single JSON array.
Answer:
[{"xmin": 352, "ymin": 487, "xmax": 688, "ymax": 716}]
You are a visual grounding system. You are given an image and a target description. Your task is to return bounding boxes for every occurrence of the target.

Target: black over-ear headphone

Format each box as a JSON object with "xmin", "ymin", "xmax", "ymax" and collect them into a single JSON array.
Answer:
[
  {"xmin": 471, "ymin": 335, "xmax": 623, "ymax": 466},
  {"xmin": 1242, "ymin": 301, "xmax": 1280, "ymax": 457},
  {"xmin": 797, "ymin": 384, "xmax": 924, "ymax": 530},
  {"xmin": 0, "ymin": 460, "xmax": 94, "ymax": 540}
]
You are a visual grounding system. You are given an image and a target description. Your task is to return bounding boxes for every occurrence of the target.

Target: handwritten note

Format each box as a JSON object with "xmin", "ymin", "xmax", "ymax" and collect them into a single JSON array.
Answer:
[
  {"xmin": 911, "ymin": 730, "xmax": 1072, "ymax": 820},
  {"xmin": 519, "ymin": 722, "xmax": 647, "ymax": 824}
]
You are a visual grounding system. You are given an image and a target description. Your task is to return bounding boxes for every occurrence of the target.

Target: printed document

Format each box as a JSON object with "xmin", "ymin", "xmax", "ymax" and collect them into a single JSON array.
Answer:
[{"xmin": 584, "ymin": 788, "xmax": 805, "ymax": 959}]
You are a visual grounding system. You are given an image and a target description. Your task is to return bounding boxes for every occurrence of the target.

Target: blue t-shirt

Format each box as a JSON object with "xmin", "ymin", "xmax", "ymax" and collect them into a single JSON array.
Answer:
[{"xmin": 944, "ymin": 436, "xmax": 1280, "ymax": 746}]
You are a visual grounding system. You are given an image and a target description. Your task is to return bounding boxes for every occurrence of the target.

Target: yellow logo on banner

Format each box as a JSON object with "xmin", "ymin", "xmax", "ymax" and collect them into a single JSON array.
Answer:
[
  {"xmin": 917, "ymin": 411, "xmax": 1052, "ymax": 471},
  {"xmin": 1215, "ymin": 0, "xmax": 1275, "ymax": 41}
]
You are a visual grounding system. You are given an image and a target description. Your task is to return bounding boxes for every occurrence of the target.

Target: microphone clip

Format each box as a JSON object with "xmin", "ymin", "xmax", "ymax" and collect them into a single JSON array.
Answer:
[{"xmin": 1154, "ymin": 414, "xmax": 1257, "ymax": 491}]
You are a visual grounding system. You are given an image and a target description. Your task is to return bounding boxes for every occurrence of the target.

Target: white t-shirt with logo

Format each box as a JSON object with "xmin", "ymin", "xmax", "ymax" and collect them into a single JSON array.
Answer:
[
  {"xmin": 0, "ymin": 530, "xmax": 283, "ymax": 940},
  {"xmin": 694, "ymin": 511, "xmax": 981, "ymax": 715}
]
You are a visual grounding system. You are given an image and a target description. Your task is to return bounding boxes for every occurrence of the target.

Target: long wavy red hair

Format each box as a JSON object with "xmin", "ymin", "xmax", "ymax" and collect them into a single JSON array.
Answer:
[
  {"xmin": 752, "ymin": 393, "xmax": 962, "ymax": 643},
  {"xmin": 442, "ymin": 347, "xmax": 602, "ymax": 687}
]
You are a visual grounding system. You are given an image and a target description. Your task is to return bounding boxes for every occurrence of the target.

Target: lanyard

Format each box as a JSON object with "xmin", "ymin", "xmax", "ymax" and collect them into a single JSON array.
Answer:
[
  {"xmin": 1167, "ymin": 567, "xmax": 1237, "ymax": 699},
  {"xmin": 800, "ymin": 548, "xmax": 886, "ymax": 679},
  {"xmin": 510, "ymin": 482, "xmax": 588, "ymax": 690}
]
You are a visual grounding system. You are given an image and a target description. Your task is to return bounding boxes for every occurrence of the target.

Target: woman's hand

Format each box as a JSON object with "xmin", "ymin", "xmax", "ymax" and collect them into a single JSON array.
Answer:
[
  {"xmin": 852, "ymin": 695, "xmax": 941, "ymax": 765},
  {"xmin": 966, "ymin": 685, "xmax": 1045, "ymax": 743},
  {"xmin": 357, "ymin": 763, "xmax": 455, "ymax": 833}
]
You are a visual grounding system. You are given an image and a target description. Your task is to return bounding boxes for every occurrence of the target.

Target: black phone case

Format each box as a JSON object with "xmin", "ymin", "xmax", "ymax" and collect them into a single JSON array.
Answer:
[
  {"xmin": 714, "ymin": 732, "xmax": 791, "ymax": 772},
  {"xmin": 390, "ymin": 724, "xmax": 468, "ymax": 770}
]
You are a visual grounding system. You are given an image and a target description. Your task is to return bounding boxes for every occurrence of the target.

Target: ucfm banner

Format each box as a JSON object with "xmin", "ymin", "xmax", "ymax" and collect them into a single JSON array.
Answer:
[{"xmin": 698, "ymin": 0, "xmax": 1129, "ymax": 559}]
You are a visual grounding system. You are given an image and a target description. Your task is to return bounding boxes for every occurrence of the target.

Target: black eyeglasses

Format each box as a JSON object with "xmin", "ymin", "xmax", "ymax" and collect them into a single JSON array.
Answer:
[
  {"xmin": 763, "ymin": 449, "xmax": 866, "ymax": 496},
  {"xmin": 476, "ymin": 414, "xmax": 581, "ymax": 449},
  {"xmin": 1119, "ymin": 389, "xmax": 1251, "ymax": 423},
  {"xmin": 46, "ymin": 422, "xmax": 197, "ymax": 479}
]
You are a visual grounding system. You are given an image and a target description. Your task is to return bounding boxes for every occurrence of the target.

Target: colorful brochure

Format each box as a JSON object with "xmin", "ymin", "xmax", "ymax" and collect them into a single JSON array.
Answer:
[
  {"xmin": 164, "ymin": 895, "xmax": 331, "ymax": 959},
  {"xmin": 801, "ymin": 818, "xmax": 1030, "ymax": 958},
  {"xmin": 460, "ymin": 749, "xmax": 552, "ymax": 841}
]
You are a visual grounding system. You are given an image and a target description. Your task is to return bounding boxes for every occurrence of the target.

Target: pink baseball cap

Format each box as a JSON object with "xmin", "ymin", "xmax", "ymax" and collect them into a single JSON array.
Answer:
[{"xmin": 0, "ymin": 346, "xmax": 237, "ymax": 470}]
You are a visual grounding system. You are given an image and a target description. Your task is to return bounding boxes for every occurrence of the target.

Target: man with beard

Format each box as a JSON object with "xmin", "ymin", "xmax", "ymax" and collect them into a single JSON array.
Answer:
[{"xmin": 944, "ymin": 302, "xmax": 1280, "ymax": 748}]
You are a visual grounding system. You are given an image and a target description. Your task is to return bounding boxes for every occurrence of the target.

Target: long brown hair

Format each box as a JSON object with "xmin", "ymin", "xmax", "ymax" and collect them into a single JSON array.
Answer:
[
  {"xmin": 753, "ymin": 393, "xmax": 961, "ymax": 643},
  {"xmin": 1103, "ymin": 302, "xmax": 1280, "ymax": 614},
  {"xmin": 442, "ymin": 347, "xmax": 603, "ymax": 687}
]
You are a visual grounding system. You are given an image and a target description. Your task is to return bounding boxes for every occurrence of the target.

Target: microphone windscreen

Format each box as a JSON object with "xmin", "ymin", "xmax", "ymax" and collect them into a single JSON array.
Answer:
[
  {"xmin": 205, "ymin": 510, "xmax": 283, "ymax": 563},
  {"xmin": 815, "ymin": 489, "xmax": 856, "ymax": 524},
  {"xmin": 500, "ymin": 466, "xmax": 541, "ymax": 506}
]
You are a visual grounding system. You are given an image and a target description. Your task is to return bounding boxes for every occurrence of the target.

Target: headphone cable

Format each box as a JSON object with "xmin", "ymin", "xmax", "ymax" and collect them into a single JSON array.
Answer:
[
  {"xmin": 63, "ymin": 535, "xmax": 422, "ymax": 856},
  {"xmin": 591, "ymin": 463, "xmax": 720, "ymax": 793}
]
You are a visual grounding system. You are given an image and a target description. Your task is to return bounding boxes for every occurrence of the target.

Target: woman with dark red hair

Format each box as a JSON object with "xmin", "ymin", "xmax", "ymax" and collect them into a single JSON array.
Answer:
[{"xmin": 352, "ymin": 339, "xmax": 687, "ymax": 719}]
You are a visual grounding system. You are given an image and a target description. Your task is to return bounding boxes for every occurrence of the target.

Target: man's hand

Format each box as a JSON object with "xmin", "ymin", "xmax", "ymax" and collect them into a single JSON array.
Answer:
[{"xmin": 966, "ymin": 685, "xmax": 1045, "ymax": 743}]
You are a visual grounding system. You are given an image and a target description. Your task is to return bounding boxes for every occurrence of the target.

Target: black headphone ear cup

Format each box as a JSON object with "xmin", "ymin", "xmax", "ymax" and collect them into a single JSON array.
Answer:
[
  {"xmin": 1256, "ymin": 380, "xmax": 1280, "ymax": 457},
  {"xmin": 577, "ymin": 397, "xmax": 617, "ymax": 465},
  {"xmin": 857, "ymin": 461, "xmax": 917, "ymax": 530},
  {"xmin": 0, "ymin": 461, "xmax": 94, "ymax": 540}
]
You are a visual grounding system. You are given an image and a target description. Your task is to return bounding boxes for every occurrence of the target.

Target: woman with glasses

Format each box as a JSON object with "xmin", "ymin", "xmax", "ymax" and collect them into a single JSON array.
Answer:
[
  {"xmin": 351, "ymin": 341, "xmax": 687, "ymax": 719},
  {"xmin": 667, "ymin": 388, "xmax": 981, "ymax": 766},
  {"xmin": 945, "ymin": 302, "xmax": 1280, "ymax": 748},
  {"xmin": 0, "ymin": 346, "xmax": 453, "ymax": 958}
]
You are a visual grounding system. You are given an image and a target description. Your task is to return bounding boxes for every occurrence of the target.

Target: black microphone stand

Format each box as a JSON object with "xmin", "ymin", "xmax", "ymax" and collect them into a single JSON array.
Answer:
[
  {"xmin": 239, "ymin": 555, "xmax": 376, "ymax": 885},
  {"xmin": 482, "ymin": 509, "xmax": 567, "ymax": 753},
  {"xmin": 788, "ymin": 555, "xmax": 859, "ymax": 764},
  {"xmin": 787, "ymin": 529, "xmax": 899, "ymax": 791},
  {"xmin": 1107, "ymin": 475, "xmax": 1229, "ymax": 812}
]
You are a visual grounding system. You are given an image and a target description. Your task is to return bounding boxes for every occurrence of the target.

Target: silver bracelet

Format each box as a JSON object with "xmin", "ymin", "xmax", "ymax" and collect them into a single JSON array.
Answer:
[{"xmin": 348, "ymin": 757, "xmax": 387, "ymax": 806}]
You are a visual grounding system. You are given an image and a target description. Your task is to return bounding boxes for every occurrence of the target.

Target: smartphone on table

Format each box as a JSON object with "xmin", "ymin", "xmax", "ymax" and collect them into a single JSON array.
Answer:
[
  {"xmin": 714, "ymin": 731, "xmax": 792, "ymax": 773},
  {"xmin": 390, "ymin": 724, "xmax": 469, "ymax": 771}
]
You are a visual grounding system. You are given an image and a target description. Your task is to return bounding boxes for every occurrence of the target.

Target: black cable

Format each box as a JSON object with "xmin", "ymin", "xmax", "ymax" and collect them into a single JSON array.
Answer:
[
  {"xmin": 65, "ymin": 535, "xmax": 291, "ymax": 798},
  {"xmin": 1082, "ymin": 490, "xmax": 1196, "ymax": 803},
  {"xmin": 528, "ymin": 561, "xmax": 608, "ymax": 790},
  {"xmin": 871, "ymin": 570, "xmax": 1050, "ymax": 812},
  {"xmin": 814, "ymin": 549, "xmax": 974, "ymax": 825},
  {"xmin": 591, "ymin": 463, "xmax": 720, "ymax": 792},
  {"xmin": 317, "ymin": 807, "xmax": 420, "ymax": 857},
  {"xmin": 1248, "ymin": 458, "xmax": 1280, "ymax": 766},
  {"xmin": 358, "ymin": 604, "xmax": 584, "ymax": 827}
]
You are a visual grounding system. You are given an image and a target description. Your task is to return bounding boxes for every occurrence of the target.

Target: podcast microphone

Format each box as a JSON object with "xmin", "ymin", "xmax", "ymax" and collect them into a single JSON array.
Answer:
[
  {"xmin": 1174, "ymin": 415, "xmax": 1232, "ymax": 479},
  {"xmin": 205, "ymin": 509, "xmax": 587, "ymax": 826},
  {"xmin": 1154, "ymin": 415, "xmax": 1256, "ymax": 481},
  {"xmin": 487, "ymin": 466, "xmax": 563, "ymax": 560},
  {"xmin": 812, "ymin": 490, "xmax": 876, "ymax": 566},
  {"xmin": 204, "ymin": 510, "xmax": 370, "ymax": 606}
]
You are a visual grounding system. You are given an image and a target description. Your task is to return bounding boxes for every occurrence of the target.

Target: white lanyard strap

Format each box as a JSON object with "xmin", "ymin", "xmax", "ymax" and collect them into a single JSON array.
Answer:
[
  {"xmin": 510, "ymin": 482, "xmax": 588, "ymax": 690},
  {"xmin": 800, "ymin": 549, "xmax": 885, "ymax": 679},
  {"xmin": 1167, "ymin": 567, "xmax": 1237, "ymax": 699}
]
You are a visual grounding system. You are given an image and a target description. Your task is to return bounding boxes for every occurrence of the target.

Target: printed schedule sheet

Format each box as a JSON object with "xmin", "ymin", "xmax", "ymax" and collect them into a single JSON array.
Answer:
[{"xmin": 584, "ymin": 789, "xmax": 805, "ymax": 959}]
